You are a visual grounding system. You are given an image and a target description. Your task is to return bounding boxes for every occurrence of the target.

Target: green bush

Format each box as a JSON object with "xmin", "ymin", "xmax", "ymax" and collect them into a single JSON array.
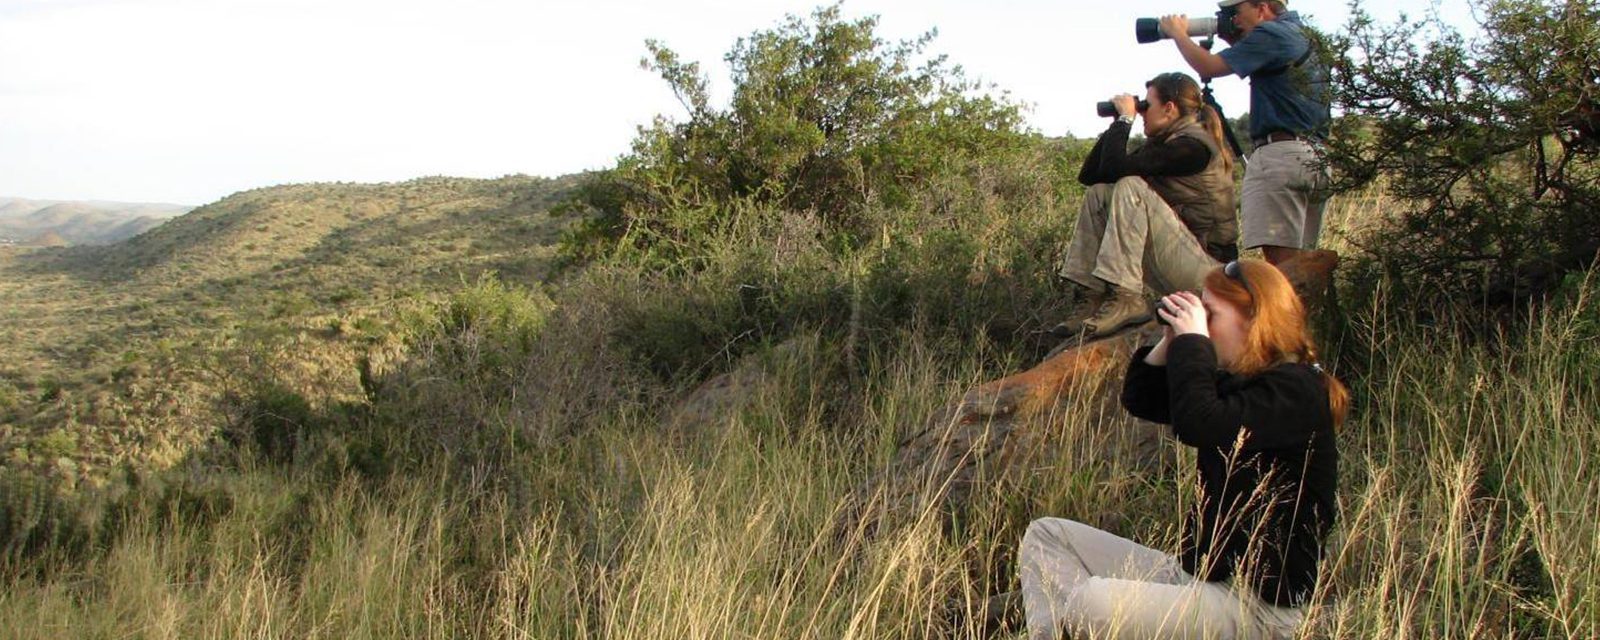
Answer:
[
  {"xmin": 404, "ymin": 274, "xmax": 554, "ymax": 403},
  {"xmin": 1324, "ymin": 0, "xmax": 1600, "ymax": 302},
  {"xmin": 326, "ymin": 274, "xmax": 567, "ymax": 476},
  {"xmin": 231, "ymin": 383, "xmax": 320, "ymax": 465},
  {"xmin": 560, "ymin": 3, "xmax": 1034, "ymax": 267}
]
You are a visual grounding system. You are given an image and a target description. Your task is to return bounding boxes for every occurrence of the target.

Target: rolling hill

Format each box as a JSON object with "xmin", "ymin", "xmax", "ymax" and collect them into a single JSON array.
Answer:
[
  {"xmin": 0, "ymin": 197, "xmax": 192, "ymax": 246},
  {"xmin": 0, "ymin": 174, "xmax": 580, "ymax": 477}
]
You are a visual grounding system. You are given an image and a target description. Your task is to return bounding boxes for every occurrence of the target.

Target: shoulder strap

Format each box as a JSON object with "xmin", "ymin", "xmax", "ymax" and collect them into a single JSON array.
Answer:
[
  {"xmin": 1202, "ymin": 82, "xmax": 1248, "ymax": 166},
  {"xmin": 1253, "ymin": 41, "xmax": 1314, "ymax": 79}
]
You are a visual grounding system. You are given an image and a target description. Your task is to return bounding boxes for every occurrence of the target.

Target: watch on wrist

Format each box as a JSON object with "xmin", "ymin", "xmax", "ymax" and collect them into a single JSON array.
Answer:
[{"xmin": 1117, "ymin": 114, "xmax": 1135, "ymax": 125}]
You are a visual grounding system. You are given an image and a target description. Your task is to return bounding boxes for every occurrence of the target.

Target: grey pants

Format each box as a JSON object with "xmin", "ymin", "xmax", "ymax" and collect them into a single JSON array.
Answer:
[
  {"xmin": 1019, "ymin": 518, "xmax": 1304, "ymax": 640},
  {"xmin": 1058, "ymin": 177, "xmax": 1219, "ymax": 296},
  {"xmin": 1240, "ymin": 140, "xmax": 1330, "ymax": 250}
]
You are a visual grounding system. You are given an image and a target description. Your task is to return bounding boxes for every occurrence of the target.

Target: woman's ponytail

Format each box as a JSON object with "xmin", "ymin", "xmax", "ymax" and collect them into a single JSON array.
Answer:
[
  {"xmin": 1326, "ymin": 374, "xmax": 1350, "ymax": 429},
  {"xmin": 1146, "ymin": 72, "xmax": 1235, "ymax": 173},
  {"xmin": 1199, "ymin": 104, "xmax": 1235, "ymax": 173},
  {"xmin": 1303, "ymin": 346, "xmax": 1349, "ymax": 429}
]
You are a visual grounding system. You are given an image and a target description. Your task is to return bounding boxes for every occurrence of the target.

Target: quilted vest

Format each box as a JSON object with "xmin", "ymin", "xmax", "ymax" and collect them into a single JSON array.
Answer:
[{"xmin": 1144, "ymin": 116, "xmax": 1238, "ymax": 261}]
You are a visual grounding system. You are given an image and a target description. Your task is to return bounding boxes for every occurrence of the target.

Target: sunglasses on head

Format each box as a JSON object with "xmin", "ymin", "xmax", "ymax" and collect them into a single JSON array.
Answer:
[{"xmin": 1224, "ymin": 260, "xmax": 1250, "ymax": 293}]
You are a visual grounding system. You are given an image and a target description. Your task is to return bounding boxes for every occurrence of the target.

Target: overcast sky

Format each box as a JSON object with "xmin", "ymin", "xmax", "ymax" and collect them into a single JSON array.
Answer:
[{"xmin": 2, "ymin": 0, "xmax": 1477, "ymax": 205}]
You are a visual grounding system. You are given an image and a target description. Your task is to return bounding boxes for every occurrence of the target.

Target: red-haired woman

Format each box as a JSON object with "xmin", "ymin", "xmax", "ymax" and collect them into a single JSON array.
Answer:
[{"xmin": 1019, "ymin": 259, "xmax": 1348, "ymax": 640}]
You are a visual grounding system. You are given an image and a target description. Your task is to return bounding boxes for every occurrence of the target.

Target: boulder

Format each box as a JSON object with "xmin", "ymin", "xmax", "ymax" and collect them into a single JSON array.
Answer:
[
  {"xmin": 839, "ymin": 250, "xmax": 1342, "ymax": 537},
  {"xmin": 839, "ymin": 327, "xmax": 1157, "ymax": 537}
]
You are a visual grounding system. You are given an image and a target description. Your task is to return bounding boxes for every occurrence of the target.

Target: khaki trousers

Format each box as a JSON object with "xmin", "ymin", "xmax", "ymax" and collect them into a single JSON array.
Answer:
[
  {"xmin": 1019, "ymin": 518, "xmax": 1304, "ymax": 640},
  {"xmin": 1058, "ymin": 177, "xmax": 1219, "ymax": 296}
]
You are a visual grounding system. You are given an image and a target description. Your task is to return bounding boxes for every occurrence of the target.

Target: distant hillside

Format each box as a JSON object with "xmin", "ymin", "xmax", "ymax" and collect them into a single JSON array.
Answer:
[
  {"xmin": 69, "ymin": 175, "xmax": 576, "ymax": 292},
  {"xmin": 20, "ymin": 230, "xmax": 69, "ymax": 247},
  {"xmin": 0, "ymin": 174, "xmax": 581, "ymax": 476},
  {"xmin": 4, "ymin": 174, "xmax": 581, "ymax": 371},
  {"xmin": 0, "ymin": 197, "xmax": 191, "ymax": 246}
]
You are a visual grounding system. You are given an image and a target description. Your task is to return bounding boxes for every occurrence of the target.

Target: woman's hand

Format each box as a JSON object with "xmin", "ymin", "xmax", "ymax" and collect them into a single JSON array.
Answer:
[
  {"xmin": 1157, "ymin": 291, "xmax": 1209, "ymax": 337},
  {"xmin": 1111, "ymin": 94, "xmax": 1138, "ymax": 118}
]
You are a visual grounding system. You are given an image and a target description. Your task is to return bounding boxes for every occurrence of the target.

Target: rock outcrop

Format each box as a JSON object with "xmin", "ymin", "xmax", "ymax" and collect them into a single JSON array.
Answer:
[
  {"xmin": 838, "ymin": 327, "xmax": 1154, "ymax": 537},
  {"xmin": 839, "ymin": 250, "xmax": 1342, "ymax": 537}
]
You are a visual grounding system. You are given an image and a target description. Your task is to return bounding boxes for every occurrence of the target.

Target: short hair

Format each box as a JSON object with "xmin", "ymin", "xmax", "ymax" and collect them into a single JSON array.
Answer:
[{"xmin": 1254, "ymin": 0, "xmax": 1288, "ymax": 15}]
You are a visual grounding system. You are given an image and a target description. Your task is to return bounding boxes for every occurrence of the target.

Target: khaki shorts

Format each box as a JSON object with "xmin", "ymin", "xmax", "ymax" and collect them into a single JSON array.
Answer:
[{"xmin": 1240, "ymin": 140, "xmax": 1330, "ymax": 250}]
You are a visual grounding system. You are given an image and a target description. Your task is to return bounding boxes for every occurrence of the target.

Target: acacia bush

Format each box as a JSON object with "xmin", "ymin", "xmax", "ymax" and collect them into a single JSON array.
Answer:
[
  {"xmin": 559, "ymin": 3, "xmax": 1045, "ymax": 268},
  {"xmin": 1323, "ymin": 0, "xmax": 1600, "ymax": 303},
  {"xmin": 547, "ymin": 5, "xmax": 1093, "ymax": 384}
]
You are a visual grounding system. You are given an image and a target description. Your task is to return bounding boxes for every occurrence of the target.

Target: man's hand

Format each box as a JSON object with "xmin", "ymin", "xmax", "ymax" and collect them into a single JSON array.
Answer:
[
  {"xmin": 1160, "ymin": 14, "xmax": 1190, "ymax": 39},
  {"xmin": 1157, "ymin": 291, "xmax": 1209, "ymax": 337},
  {"xmin": 1112, "ymin": 94, "xmax": 1138, "ymax": 118}
]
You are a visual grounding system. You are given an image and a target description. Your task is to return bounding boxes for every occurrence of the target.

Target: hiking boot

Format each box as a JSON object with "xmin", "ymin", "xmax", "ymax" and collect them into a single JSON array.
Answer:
[
  {"xmin": 1083, "ymin": 288, "xmax": 1152, "ymax": 338},
  {"xmin": 1047, "ymin": 285, "xmax": 1108, "ymax": 338}
]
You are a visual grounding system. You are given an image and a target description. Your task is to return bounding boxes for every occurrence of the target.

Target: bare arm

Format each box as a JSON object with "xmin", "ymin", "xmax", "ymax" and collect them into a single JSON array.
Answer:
[{"xmin": 1162, "ymin": 15, "xmax": 1234, "ymax": 80}]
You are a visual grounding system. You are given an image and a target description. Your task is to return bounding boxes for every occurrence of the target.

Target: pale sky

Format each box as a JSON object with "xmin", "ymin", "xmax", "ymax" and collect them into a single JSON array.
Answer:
[{"xmin": 2, "ymin": 0, "xmax": 1476, "ymax": 205}]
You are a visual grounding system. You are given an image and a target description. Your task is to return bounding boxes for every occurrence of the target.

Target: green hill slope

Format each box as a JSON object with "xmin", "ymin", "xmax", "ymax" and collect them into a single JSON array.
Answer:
[
  {"xmin": 72, "ymin": 176, "xmax": 565, "ymax": 288},
  {"xmin": 0, "ymin": 174, "xmax": 578, "ymax": 477}
]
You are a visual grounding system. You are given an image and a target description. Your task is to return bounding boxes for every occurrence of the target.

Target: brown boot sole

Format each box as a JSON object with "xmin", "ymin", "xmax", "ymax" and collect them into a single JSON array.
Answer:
[
  {"xmin": 1085, "ymin": 312, "xmax": 1152, "ymax": 338},
  {"xmin": 1046, "ymin": 322, "xmax": 1086, "ymax": 339}
]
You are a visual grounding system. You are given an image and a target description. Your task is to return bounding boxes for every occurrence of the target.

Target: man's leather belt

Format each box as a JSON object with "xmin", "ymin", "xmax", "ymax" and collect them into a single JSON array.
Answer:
[{"xmin": 1253, "ymin": 131, "xmax": 1317, "ymax": 147}]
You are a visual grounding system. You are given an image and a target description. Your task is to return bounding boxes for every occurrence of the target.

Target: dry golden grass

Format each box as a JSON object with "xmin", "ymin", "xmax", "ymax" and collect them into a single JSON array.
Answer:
[{"xmin": 1, "ymin": 179, "xmax": 1593, "ymax": 639}]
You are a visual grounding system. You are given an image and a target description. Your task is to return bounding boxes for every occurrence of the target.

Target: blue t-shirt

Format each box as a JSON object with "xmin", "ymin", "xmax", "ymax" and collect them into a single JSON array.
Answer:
[{"xmin": 1218, "ymin": 12, "xmax": 1330, "ymax": 140}]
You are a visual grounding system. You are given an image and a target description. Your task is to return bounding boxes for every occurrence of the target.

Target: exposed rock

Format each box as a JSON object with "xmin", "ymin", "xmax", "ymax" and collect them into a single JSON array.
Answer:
[
  {"xmin": 839, "ymin": 326, "xmax": 1158, "ymax": 537},
  {"xmin": 1278, "ymin": 249, "xmax": 1341, "ymax": 314},
  {"xmin": 665, "ymin": 336, "xmax": 817, "ymax": 433},
  {"xmin": 839, "ymin": 251, "xmax": 1342, "ymax": 537}
]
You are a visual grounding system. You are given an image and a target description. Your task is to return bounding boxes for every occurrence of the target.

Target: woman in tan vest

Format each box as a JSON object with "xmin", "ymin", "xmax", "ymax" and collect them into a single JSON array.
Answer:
[{"xmin": 1052, "ymin": 72, "xmax": 1237, "ymax": 339}]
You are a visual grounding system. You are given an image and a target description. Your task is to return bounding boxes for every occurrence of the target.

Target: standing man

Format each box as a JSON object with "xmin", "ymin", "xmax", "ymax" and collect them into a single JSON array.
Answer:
[{"xmin": 1161, "ymin": 1, "xmax": 1330, "ymax": 266}]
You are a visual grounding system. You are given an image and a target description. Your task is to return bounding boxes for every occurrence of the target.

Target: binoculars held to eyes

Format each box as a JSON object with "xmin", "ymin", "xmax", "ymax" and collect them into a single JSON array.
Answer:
[
  {"xmin": 1155, "ymin": 299, "xmax": 1175, "ymax": 326},
  {"xmin": 1096, "ymin": 99, "xmax": 1150, "ymax": 118}
]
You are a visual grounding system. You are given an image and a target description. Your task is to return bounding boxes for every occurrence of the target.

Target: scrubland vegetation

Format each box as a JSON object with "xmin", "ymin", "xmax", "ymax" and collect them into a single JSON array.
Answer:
[{"xmin": 2, "ymin": 2, "xmax": 1596, "ymax": 638}]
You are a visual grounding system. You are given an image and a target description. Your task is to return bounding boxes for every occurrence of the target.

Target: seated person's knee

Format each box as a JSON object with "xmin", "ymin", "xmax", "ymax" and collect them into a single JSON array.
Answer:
[
  {"xmin": 1112, "ymin": 175, "xmax": 1149, "ymax": 195},
  {"xmin": 1022, "ymin": 517, "xmax": 1068, "ymax": 552},
  {"xmin": 1060, "ymin": 579, "xmax": 1122, "ymax": 633}
]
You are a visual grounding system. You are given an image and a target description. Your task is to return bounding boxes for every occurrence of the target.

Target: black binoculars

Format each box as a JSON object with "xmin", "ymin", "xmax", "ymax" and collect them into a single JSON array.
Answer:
[
  {"xmin": 1155, "ymin": 299, "xmax": 1175, "ymax": 326},
  {"xmin": 1096, "ymin": 99, "xmax": 1150, "ymax": 118}
]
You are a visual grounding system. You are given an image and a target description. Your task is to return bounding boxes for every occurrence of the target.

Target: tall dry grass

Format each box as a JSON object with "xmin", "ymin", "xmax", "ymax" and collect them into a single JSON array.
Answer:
[{"xmin": 1, "ymin": 190, "xmax": 1595, "ymax": 639}]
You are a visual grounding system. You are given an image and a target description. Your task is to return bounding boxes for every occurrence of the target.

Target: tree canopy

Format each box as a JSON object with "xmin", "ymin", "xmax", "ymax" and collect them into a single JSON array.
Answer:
[
  {"xmin": 560, "ymin": 4, "xmax": 1031, "ymax": 267},
  {"xmin": 1323, "ymin": 0, "xmax": 1600, "ymax": 300}
]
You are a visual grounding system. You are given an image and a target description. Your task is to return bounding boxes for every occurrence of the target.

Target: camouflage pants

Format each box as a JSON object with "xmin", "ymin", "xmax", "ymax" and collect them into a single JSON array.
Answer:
[{"xmin": 1059, "ymin": 177, "xmax": 1218, "ymax": 295}]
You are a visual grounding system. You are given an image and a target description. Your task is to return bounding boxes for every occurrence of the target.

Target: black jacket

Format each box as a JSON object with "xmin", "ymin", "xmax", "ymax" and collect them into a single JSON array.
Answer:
[
  {"xmin": 1077, "ymin": 120, "xmax": 1210, "ymax": 186},
  {"xmin": 1121, "ymin": 335, "xmax": 1338, "ymax": 607}
]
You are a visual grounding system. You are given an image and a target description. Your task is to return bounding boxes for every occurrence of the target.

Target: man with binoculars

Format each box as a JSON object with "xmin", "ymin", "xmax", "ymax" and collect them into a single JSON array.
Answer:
[
  {"xmin": 1161, "ymin": 0, "xmax": 1331, "ymax": 266},
  {"xmin": 1051, "ymin": 72, "xmax": 1238, "ymax": 339}
]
